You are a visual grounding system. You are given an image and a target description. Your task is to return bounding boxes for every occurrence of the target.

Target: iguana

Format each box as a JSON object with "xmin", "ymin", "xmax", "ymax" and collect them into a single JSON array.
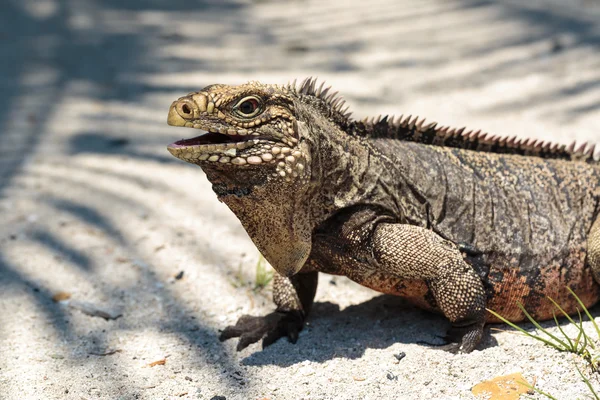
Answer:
[{"xmin": 165, "ymin": 78, "xmax": 600, "ymax": 353}]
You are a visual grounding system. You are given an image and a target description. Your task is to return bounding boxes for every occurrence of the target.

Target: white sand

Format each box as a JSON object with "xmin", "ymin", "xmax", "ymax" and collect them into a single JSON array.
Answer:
[{"xmin": 1, "ymin": 0, "xmax": 600, "ymax": 399}]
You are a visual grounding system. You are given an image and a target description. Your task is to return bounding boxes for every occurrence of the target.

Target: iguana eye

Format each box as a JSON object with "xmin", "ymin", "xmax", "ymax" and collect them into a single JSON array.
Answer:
[{"xmin": 234, "ymin": 96, "xmax": 262, "ymax": 118}]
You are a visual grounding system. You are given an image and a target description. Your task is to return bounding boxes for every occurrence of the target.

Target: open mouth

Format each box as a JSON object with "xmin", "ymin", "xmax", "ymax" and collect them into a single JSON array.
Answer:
[
  {"xmin": 169, "ymin": 131, "xmax": 251, "ymax": 149},
  {"xmin": 166, "ymin": 129, "xmax": 269, "ymax": 164}
]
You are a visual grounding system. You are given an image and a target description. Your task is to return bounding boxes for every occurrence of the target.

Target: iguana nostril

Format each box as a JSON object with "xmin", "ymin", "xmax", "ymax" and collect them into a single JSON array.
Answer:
[{"xmin": 175, "ymin": 100, "xmax": 196, "ymax": 119}]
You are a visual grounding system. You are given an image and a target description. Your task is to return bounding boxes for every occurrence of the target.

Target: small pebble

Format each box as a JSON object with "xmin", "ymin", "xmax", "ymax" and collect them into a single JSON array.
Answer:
[
  {"xmin": 394, "ymin": 352, "xmax": 406, "ymax": 361},
  {"xmin": 298, "ymin": 365, "xmax": 315, "ymax": 376}
]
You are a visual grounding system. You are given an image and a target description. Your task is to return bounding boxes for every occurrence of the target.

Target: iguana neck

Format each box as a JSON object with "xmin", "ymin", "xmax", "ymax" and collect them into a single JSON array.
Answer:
[{"xmin": 295, "ymin": 101, "xmax": 425, "ymax": 226}]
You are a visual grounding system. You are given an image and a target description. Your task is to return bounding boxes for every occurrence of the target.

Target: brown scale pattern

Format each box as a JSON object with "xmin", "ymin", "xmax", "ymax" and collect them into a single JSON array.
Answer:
[{"xmin": 485, "ymin": 247, "xmax": 600, "ymax": 323}]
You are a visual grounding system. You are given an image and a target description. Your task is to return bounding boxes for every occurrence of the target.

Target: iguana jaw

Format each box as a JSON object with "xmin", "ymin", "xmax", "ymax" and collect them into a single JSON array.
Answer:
[
  {"xmin": 167, "ymin": 100, "xmax": 283, "ymax": 166},
  {"xmin": 167, "ymin": 130, "xmax": 268, "ymax": 164}
]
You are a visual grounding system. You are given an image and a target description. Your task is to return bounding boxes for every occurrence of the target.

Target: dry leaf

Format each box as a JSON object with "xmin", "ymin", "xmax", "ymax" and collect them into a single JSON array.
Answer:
[
  {"xmin": 146, "ymin": 358, "xmax": 166, "ymax": 367},
  {"xmin": 52, "ymin": 292, "xmax": 71, "ymax": 302},
  {"xmin": 472, "ymin": 372, "xmax": 532, "ymax": 400}
]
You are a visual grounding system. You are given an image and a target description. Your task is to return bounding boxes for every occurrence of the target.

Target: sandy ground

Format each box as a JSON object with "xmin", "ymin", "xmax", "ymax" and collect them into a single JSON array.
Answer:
[{"xmin": 1, "ymin": 0, "xmax": 600, "ymax": 399}]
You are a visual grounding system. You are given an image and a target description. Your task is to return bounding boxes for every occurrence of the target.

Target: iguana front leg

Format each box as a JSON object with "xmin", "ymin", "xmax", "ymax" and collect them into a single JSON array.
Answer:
[
  {"xmin": 219, "ymin": 271, "xmax": 318, "ymax": 351},
  {"xmin": 373, "ymin": 223, "xmax": 487, "ymax": 353}
]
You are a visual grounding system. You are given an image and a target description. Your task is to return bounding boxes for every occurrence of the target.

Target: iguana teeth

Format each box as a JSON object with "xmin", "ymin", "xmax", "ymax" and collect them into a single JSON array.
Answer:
[{"xmin": 247, "ymin": 156, "xmax": 262, "ymax": 165}]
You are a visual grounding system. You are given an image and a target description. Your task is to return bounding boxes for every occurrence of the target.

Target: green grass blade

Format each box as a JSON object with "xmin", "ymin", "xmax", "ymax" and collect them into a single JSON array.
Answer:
[
  {"xmin": 572, "ymin": 308, "xmax": 586, "ymax": 352},
  {"xmin": 547, "ymin": 296, "xmax": 579, "ymax": 326},
  {"xmin": 487, "ymin": 309, "xmax": 568, "ymax": 351},
  {"xmin": 519, "ymin": 381, "xmax": 558, "ymax": 400},
  {"xmin": 516, "ymin": 303, "xmax": 571, "ymax": 350},
  {"xmin": 254, "ymin": 255, "xmax": 273, "ymax": 291},
  {"xmin": 568, "ymin": 287, "xmax": 600, "ymax": 341},
  {"xmin": 576, "ymin": 365, "xmax": 600, "ymax": 400},
  {"xmin": 552, "ymin": 312, "xmax": 576, "ymax": 353}
]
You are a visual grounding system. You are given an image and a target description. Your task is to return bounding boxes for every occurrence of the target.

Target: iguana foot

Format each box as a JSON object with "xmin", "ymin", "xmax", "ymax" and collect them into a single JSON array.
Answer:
[
  {"xmin": 434, "ymin": 320, "xmax": 484, "ymax": 353},
  {"xmin": 218, "ymin": 310, "xmax": 304, "ymax": 351}
]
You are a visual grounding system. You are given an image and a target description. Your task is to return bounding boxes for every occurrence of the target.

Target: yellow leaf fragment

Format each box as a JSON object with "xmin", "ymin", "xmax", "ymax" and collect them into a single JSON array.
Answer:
[
  {"xmin": 471, "ymin": 372, "xmax": 532, "ymax": 400},
  {"xmin": 145, "ymin": 358, "xmax": 166, "ymax": 367},
  {"xmin": 52, "ymin": 292, "xmax": 71, "ymax": 302}
]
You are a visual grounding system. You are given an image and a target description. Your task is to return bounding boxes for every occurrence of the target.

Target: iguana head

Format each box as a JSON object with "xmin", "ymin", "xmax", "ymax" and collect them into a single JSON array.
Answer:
[
  {"xmin": 167, "ymin": 81, "xmax": 307, "ymax": 181},
  {"xmin": 166, "ymin": 79, "xmax": 352, "ymax": 276}
]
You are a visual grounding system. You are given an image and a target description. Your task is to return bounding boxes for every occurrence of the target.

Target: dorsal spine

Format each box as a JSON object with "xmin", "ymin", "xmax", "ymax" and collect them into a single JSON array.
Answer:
[
  {"xmin": 351, "ymin": 114, "xmax": 598, "ymax": 162},
  {"xmin": 289, "ymin": 78, "xmax": 598, "ymax": 163}
]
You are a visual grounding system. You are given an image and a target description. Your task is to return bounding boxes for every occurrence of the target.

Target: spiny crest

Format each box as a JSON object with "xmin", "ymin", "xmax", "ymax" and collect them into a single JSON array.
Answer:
[
  {"xmin": 283, "ymin": 78, "xmax": 598, "ymax": 163},
  {"xmin": 353, "ymin": 114, "xmax": 599, "ymax": 163},
  {"xmin": 286, "ymin": 77, "xmax": 353, "ymax": 128}
]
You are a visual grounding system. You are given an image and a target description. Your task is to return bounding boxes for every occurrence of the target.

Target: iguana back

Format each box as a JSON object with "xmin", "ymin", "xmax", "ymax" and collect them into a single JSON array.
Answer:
[{"xmin": 364, "ymin": 137, "xmax": 600, "ymax": 322}]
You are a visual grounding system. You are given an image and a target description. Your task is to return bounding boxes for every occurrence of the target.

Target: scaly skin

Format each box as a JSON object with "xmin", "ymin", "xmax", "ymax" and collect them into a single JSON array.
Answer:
[{"xmin": 166, "ymin": 78, "xmax": 600, "ymax": 353}]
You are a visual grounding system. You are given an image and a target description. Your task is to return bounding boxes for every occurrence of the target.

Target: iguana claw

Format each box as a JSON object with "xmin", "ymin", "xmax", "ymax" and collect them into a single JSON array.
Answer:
[{"xmin": 218, "ymin": 310, "xmax": 304, "ymax": 351}]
